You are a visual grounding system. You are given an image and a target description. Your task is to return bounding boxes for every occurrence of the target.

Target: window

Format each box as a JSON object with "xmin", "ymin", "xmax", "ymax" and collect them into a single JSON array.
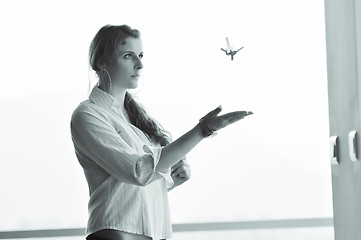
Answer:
[{"xmin": 0, "ymin": 0, "xmax": 332, "ymax": 238}]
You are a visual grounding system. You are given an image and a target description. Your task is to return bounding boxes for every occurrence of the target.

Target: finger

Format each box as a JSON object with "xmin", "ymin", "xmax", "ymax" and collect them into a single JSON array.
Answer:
[
  {"xmin": 172, "ymin": 165, "xmax": 191, "ymax": 177},
  {"xmin": 178, "ymin": 171, "xmax": 191, "ymax": 180},
  {"xmin": 229, "ymin": 111, "xmax": 249, "ymax": 119},
  {"xmin": 171, "ymin": 159, "xmax": 189, "ymax": 173},
  {"xmin": 171, "ymin": 163, "xmax": 190, "ymax": 176},
  {"xmin": 212, "ymin": 111, "xmax": 249, "ymax": 130},
  {"xmin": 233, "ymin": 111, "xmax": 249, "ymax": 120},
  {"xmin": 171, "ymin": 165, "xmax": 190, "ymax": 176},
  {"xmin": 171, "ymin": 167, "xmax": 183, "ymax": 176},
  {"xmin": 225, "ymin": 111, "xmax": 248, "ymax": 124},
  {"xmin": 199, "ymin": 105, "xmax": 222, "ymax": 121}
]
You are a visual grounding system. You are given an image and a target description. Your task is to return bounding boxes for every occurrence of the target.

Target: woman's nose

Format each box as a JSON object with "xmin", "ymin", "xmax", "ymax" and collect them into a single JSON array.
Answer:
[{"xmin": 135, "ymin": 57, "xmax": 143, "ymax": 70}]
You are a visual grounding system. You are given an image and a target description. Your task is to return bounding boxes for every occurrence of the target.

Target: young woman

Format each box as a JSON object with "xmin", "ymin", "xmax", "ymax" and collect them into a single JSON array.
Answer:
[{"xmin": 70, "ymin": 24, "xmax": 252, "ymax": 240}]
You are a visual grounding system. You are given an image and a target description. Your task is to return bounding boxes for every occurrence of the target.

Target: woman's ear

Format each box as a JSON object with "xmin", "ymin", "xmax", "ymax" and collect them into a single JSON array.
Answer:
[{"xmin": 96, "ymin": 60, "xmax": 106, "ymax": 71}]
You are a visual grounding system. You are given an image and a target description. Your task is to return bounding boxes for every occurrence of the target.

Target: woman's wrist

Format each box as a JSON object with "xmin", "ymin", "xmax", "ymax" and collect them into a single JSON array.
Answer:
[{"xmin": 198, "ymin": 119, "xmax": 217, "ymax": 138}]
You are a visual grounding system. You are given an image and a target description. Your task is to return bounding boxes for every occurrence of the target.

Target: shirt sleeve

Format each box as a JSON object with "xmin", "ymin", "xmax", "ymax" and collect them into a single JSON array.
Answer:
[
  {"xmin": 142, "ymin": 145, "xmax": 174, "ymax": 188},
  {"xmin": 71, "ymin": 105, "xmax": 172, "ymax": 187}
]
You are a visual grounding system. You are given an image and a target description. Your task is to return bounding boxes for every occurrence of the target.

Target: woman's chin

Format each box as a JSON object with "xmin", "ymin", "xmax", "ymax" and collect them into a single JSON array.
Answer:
[
  {"xmin": 130, "ymin": 83, "xmax": 139, "ymax": 89},
  {"xmin": 127, "ymin": 82, "xmax": 139, "ymax": 90}
]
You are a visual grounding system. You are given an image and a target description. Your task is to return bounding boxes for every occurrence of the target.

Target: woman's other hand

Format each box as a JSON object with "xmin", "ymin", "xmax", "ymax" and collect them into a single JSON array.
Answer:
[{"xmin": 169, "ymin": 159, "xmax": 191, "ymax": 191}]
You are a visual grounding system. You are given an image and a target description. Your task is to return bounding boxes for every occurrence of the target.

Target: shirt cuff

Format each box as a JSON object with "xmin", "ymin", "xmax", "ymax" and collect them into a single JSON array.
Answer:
[{"xmin": 142, "ymin": 145, "xmax": 174, "ymax": 188}]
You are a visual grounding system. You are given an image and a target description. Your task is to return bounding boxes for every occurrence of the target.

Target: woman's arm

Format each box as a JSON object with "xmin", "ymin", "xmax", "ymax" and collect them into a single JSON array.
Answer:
[
  {"xmin": 156, "ymin": 124, "xmax": 203, "ymax": 173},
  {"xmin": 71, "ymin": 105, "xmax": 164, "ymax": 186},
  {"xmin": 156, "ymin": 106, "xmax": 252, "ymax": 173}
]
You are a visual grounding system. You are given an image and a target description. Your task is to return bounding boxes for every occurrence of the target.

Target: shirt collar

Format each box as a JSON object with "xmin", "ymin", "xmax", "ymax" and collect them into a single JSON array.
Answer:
[{"xmin": 89, "ymin": 87, "xmax": 123, "ymax": 114}]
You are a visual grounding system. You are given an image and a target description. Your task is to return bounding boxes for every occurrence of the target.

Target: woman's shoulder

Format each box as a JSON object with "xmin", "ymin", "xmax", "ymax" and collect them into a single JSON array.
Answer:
[
  {"xmin": 71, "ymin": 99, "xmax": 108, "ymax": 123},
  {"xmin": 72, "ymin": 100, "xmax": 93, "ymax": 115}
]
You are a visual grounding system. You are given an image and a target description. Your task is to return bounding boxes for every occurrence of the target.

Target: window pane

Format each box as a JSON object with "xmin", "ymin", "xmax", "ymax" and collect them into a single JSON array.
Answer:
[
  {"xmin": 0, "ymin": 227, "xmax": 334, "ymax": 240},
  {"xmin": 172, "ymin": 227, "xmax": 334, "ymax": 240},
  {"xmin": 0, "ymin": 0, "xmax": 332, "ymax": 231},
  {"xmin": 140, "ymin": 0, "xmax": 332, "ymax": 224}
]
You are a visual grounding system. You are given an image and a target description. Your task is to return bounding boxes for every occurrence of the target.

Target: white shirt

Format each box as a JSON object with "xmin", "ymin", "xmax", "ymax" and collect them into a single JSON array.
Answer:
[{"xmin": 70, "ymin": 87, "xmax": 173, "ymax": 239}]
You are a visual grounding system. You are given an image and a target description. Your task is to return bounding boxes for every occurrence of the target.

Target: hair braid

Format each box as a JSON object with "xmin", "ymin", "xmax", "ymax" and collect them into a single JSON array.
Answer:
[{"xmin": 125, "ymin": 92, "xmax": 172, "ymax": 146}]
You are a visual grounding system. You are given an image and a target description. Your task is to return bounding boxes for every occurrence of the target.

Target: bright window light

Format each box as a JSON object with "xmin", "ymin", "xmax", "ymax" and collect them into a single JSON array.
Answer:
[{"xmin": 0, "ymin": 0, "xmax": 331, "ymax": 231}]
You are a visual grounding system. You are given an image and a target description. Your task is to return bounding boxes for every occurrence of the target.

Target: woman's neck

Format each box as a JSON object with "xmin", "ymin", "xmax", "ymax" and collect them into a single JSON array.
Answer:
[
  {"xmin": 97, "ymin": 78, "xmax": 129, "ymax": 119},
  {"xmin": 109, "ymin": 87, "xmax": 129, "ymax": 118}
]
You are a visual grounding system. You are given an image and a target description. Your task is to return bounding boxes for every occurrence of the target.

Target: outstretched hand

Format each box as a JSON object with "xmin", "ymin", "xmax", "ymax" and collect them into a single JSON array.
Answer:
[{"xmin": 199, "ymin": 106, "xmax": 252, "ymax": 136}]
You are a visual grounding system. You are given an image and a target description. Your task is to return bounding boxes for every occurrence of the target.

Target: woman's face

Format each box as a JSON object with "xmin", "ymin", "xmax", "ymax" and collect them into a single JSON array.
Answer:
[{"xmin": 108, "ymin": 37, "xmax": 144, "ymax": 90}]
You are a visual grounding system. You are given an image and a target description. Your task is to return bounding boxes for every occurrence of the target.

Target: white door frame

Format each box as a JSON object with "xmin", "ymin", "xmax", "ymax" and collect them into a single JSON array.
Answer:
[{"xmin": 324, "ymin": 0, "xmax": 361, "ymax": 239}]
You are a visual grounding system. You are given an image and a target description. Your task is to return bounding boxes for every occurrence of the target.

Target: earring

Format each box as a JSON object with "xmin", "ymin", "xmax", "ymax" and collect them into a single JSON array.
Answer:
[{"xmin": 100, "ymin": 67, "xmax": 112, "ymax": 93}]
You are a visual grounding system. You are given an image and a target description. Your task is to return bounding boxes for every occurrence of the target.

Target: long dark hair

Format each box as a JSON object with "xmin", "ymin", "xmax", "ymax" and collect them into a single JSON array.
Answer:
[
  {"xmin": 125, "ymin": 92, "xmax": 171, "ymax": 146},
  {"xmin": 89, "ymin": 24, "xmax": 171, "ymax": 146}
]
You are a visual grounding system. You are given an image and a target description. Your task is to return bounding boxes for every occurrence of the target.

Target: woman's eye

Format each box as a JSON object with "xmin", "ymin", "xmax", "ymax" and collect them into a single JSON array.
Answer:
[{"xmin": 124, "ymin": 53, "xmax": 133, "ymax": 59}]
